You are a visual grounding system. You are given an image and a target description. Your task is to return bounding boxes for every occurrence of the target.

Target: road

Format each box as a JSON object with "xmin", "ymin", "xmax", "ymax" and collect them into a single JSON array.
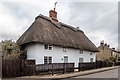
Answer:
[
  {"xmin": 2, "ymin": 68, "xmax": 119, "ymax": 80},
  {"xmin": 73, "ymin": 68, "xmax": 118, "ymax": 78}
]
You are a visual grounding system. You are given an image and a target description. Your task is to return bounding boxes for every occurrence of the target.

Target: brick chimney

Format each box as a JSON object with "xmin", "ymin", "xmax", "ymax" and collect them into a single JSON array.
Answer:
[
  {"xmin": 49, "ymin": 2, "xmax": 58, "ymax": 22},
  {"xmin": 49, "ymin": 8, "xmax": 58, "ymax": 22}
]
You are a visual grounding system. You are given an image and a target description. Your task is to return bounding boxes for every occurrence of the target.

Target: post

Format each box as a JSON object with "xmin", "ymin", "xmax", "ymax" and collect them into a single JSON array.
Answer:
[{"xmin": 52, "ymin": 63, "xmax": 53, "ymax": 76}]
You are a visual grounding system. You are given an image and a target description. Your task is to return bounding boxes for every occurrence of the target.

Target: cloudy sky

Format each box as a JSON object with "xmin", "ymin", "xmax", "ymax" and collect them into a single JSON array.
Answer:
[{"xmin": 0, "ymin": 0, "xmax": 118, "ymax": 48}]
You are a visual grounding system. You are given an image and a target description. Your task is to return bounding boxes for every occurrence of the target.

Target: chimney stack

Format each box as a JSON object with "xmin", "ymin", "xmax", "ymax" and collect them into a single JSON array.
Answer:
[
  {"xmin": 49, "ymin": 2, "xmax": 58, "ymax": 22},
  {"xmin": 100, "ymin": 40, "xmax": 104, "ymax": 46}
]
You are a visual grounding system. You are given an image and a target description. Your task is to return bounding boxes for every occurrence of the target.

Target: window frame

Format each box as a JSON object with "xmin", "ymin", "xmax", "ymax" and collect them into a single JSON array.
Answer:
[
  {"xmin": 79, "ymin": 50, "xmax": 83, "ymax": 54},
  {"xmin": 44, "ymin": 56, "xmax": 52, "ymax": 64},
  {"xmin": 44, "ymin": 44, "xmax": 53, "ymax": 51}
]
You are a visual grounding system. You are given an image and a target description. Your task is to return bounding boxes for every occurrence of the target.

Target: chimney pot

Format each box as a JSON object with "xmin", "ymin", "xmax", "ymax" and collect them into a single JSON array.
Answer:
[
  {"xmin": 100, "ymin": 40, "xmax": 104, "ymax": 46},
  {"xmin": 112, "ymin": 47, "xmax": 115, "ymax": 50}
]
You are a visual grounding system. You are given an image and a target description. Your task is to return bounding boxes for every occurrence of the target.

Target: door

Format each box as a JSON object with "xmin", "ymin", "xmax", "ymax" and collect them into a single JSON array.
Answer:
[{"xmin": 64, "ymin": 56, "xmax": 68, "ymax": 63}]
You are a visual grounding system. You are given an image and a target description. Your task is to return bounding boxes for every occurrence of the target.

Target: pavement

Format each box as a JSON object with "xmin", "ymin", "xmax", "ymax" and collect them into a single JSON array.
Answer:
[{"xmin": 14, "ymin": 66, "xmax": 118, "ymax": 79}]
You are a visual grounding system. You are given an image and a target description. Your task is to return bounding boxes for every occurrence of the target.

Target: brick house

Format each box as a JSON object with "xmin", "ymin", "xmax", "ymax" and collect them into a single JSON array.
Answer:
[{"xmin": 96, "ymin": 41, "xmax": 120, "ymax": 62}]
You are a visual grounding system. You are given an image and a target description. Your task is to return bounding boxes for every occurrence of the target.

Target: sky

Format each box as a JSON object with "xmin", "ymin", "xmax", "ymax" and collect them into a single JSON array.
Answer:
[{"xmin": 0, "ymin": 0, "xmax": 118, "ymax": 49}]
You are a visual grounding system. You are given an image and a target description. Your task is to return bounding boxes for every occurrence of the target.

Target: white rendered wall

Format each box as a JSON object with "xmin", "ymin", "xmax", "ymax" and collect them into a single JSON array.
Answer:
[{"xmin": 26, "ymin": 43, "xmax": 96, "ymax": 67}]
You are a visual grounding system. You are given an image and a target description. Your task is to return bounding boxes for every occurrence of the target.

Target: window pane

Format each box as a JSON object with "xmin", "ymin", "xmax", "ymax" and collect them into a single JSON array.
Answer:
[
  {"xmin": 44, "ymin": 56, "xmax": 48, "ymax": 64},
  {"xmin": 64, "ymin": 56, "xmax": 68, "ymax": 63},
  {"xmin": 49, "ymin": 46, "xmax": 52, "ymax": 50},
  {"xmin": 44, "ymin": 44, "xmax": 48, "ymax": 49},
  {"xmin": 90, "ymin": 53, "xmax": 93, "ymax": 55},
  {"xmin": 49, "ymin": 57, "xmax": 52, "ymax": 63}
]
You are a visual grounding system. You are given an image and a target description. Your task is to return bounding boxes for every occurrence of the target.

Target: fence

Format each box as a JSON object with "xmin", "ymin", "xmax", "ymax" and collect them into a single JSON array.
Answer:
[
  {"xmin": 78, "ymin": 61, "xmax": 120, "ymax": 71},
  {"xmin": 78, "ymin": 62, "xmax": 96, "ymax": 71},
  {"xmin": 2, "ymin": 59, "xmax": 35, "ymax": 78},
  {"xmin": 35, "ymin": 63, "xmax": 74, "ymax": 75},
  {"xmin": 2, "ymin": 59, "xmax": 74, "ymax": 78}
]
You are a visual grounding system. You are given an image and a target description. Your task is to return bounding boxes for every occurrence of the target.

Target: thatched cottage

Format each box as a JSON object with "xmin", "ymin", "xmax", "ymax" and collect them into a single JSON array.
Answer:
[{"xmin": 17, "ymin": 8, "xmax": 99, "ymax": 67}]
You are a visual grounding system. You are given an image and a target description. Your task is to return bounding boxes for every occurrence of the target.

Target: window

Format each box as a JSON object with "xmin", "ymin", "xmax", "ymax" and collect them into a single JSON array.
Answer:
[
  {"xmin": 64, "ymin": 56, "xmax": 68, "ymax": 63},
  {"xmin": 90, "ymin": 53, "xmax": 93, "ymax": 55},
  {"xmin": 79, "ymin": 58, "xmax": 83, "ymax": 63},
  {"xmin": 44, "ymin": 44, "xmax": 53, "ymax": 50},
  {"xmin": 90, "ymin": 58, "xmax": 93, "ymax": 62},
  {"xmin": 44, "ymin": 56, "xmax": 52, "ymax": 64},
  {"xmin": 63, "ymin": 47, "xmax": 67, "ymax": 52},
  {"xmin": 79, "ymin": 50, "xmax": 83, "ymax": 54}
]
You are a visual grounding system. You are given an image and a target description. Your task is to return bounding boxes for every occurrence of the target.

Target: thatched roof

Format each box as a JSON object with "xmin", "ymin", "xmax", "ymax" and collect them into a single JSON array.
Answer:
[{"xmin": 17, "ymin": 14, "xmax": 99, "ymax": 52}]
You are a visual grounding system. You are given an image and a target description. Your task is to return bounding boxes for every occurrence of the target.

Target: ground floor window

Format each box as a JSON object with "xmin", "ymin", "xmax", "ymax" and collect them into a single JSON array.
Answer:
[
  {"xmin": 79, "ymin": 58, "xmax": 83, "ymax": 63},
  {"xmin": 44, "ymin": 56, "xmax": 52, "ymax": 64},
  {"xmin": 90, "ymin": 58, "xmax": 93, "ymax": 62}
]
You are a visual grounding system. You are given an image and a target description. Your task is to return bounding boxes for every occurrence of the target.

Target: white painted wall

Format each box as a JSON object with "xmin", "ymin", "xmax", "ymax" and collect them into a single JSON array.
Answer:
[{"xmin": 26, "ymin": 43, "xmax": 96, "ymax": 67}]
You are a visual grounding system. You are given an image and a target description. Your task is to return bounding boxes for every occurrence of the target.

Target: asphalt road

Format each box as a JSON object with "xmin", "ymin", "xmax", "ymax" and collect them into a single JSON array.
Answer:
[
  {"xmin": 2, "ymin": 68, "xmax": 119, "ymax": 80},
  {"xmin": 70, "ymin": 68, "xmax": 118, "ymax": 78}
]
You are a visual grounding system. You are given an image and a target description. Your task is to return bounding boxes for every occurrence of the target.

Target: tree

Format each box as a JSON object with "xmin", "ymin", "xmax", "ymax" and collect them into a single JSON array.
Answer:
[{"xmin": 2, "ymin": 40, "xmax": 22, "ymax": 59}]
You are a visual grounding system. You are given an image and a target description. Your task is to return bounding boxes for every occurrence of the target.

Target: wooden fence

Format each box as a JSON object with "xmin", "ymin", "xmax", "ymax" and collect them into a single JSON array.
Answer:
[
  {"xmin": 2, "ymin": 59, "xmax": 35, "ymax": 78},
  {"xmin": 78, "ymin": 61, "xmax": 119, "ymax": 71},
  {"xmin": 35, "ymin": 63, "xmax": 74, "ymax": 75},
  {"xmin": 78, "ymin": 62, "xmax": 96, "ymax": 71},
  {"xmin": 2, "ymin": 59, "xmax": 74, "ymax": 78}
]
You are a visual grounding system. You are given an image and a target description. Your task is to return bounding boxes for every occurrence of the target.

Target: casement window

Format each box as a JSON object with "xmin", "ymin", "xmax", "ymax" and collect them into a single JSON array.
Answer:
[
  {"xmin": 90, "ymin": 58, "xmax": 93, "ymax": 62},
  {"xmin": 63, "ymin": 47, "xmax": 67, "ymax": 52},
  {"xmin": 79, "ymin": 58, "xmax": 83, "ymax": 63},
  {"xmin": 79, "ymin": 50, "xmax": 83, "ymax": 54},
  {"xmin": 90, "ymin": 53, "xmax": 93, "ymax": 55},
  {"xmin": 44, "ymin": 56, "xmax": 52, "ymax": 64},
  {"xmin": 44, "ymin": 44, "xmax": 53, "ymax": 50}
]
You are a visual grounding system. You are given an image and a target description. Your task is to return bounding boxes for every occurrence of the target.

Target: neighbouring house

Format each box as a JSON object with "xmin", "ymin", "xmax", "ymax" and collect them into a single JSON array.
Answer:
[
  {"xmin": 17, "ymin": 8, "xmax": 99, "ymax": 67},
  {"xmin": 96, "ymin": 40, "xmax": 120, "ymax": 62}
]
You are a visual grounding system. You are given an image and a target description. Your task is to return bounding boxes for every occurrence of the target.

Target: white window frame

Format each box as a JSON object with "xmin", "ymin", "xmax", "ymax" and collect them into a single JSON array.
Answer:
[
  {"xmin": 44, "ymin": 56, "xmax": 52, "ymax": 64},
  {"xmin": 44, "ymin": 44, "xmax": 53, "ymax": 51}
]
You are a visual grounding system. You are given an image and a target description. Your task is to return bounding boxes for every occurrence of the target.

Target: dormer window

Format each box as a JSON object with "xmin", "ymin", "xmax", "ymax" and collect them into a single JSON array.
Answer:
[{"xmin": 44, "ymin": 44, "xmax": 53, "ymax": 50}]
